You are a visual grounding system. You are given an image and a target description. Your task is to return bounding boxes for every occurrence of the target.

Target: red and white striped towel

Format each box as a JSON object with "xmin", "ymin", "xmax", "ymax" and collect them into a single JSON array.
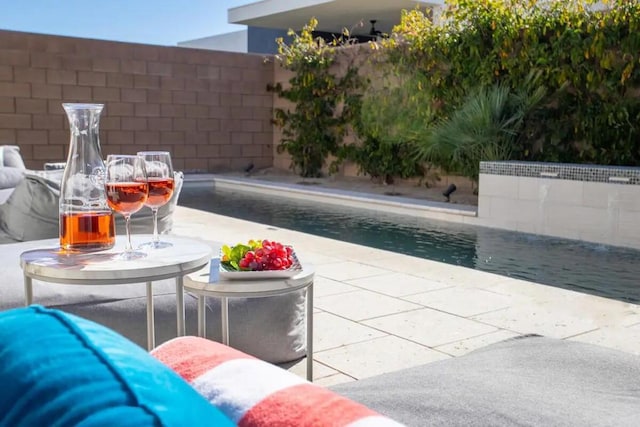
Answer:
[{"xmin": 152, "ymin": 337, "xmax": 405, "ymax": 427}]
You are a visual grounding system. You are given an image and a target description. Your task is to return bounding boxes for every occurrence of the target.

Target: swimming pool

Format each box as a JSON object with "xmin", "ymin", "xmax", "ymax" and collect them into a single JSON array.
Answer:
[{"xmin": 179, "ymin": 181, "xmax": 640, "ymax": 303}]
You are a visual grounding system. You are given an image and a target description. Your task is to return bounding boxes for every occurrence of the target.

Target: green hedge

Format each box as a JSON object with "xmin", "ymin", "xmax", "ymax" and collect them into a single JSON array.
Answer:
[
  {"xmin": 270, "ymin": 1, "xmax": 640, "ymax": 181},
  {"xmin": 386, "ymin": 0, "xmax": 640, "ymax": 167}
]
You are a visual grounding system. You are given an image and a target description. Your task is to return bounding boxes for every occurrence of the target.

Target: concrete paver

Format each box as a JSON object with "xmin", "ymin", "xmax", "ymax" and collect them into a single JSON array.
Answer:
[
  {"xmin": 346, "ymin": 272, "xmax": 450, "ymax": 297},
  {"xmin": 313, "ymin": 311, "xmax": 388, "ymax": 352},
  {"xmin": 569, "ymin": 323, "xmax": 640, "ymax": 356},
  {"xmin": 363, "ymin": 307, "xmax": 498, "ymax": 347},
  {"xmin": 173, "ymin": 181, "xmax": 640, "ymax": 384},
  {"xmin": 314, "ymin": 276, "xmax": 361, "ymax": 298},
  {"xmin": 404, "ymin": 286, "xmax": 514, "ymax": 317},
  {"xmin": 434, "ymin": 330, "xmax": 523, "ymax": 356},
  {"xmin": 314, "ymin": 335, "xmax": 451, "ymax": 380},
  {"xmin": 316, "ymin": 261, "xmax": 393, "ymax": 282},
  {"xmin": 316, "ymin": 290, "xmax": 422, "ymax": 321},
  {"xmin": 471, "ymin": 305, "xmax": 602, "ymax": 339}
]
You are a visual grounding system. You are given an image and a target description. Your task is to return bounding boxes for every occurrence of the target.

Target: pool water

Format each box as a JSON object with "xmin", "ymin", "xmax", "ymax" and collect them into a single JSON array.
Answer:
[{"xmin": 179, "ymin": 183, "xmax": 640, "ymax": 303}]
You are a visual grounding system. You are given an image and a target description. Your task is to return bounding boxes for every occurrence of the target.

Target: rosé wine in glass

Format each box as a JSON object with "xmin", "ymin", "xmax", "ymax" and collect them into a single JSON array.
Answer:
[
  {"xmin": 137, "ymin": 151, "xmax": 174, "ymax": 249},
  {"xmin": 105, "ymin": 155, "xmax": 149, "ymax": 260}
]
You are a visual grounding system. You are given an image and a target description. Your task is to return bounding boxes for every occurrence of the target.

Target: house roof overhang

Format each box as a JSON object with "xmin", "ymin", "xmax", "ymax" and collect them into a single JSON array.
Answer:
[{"xmin": 228, "ymin": 0, "xmax": 444, "ymax": 36}]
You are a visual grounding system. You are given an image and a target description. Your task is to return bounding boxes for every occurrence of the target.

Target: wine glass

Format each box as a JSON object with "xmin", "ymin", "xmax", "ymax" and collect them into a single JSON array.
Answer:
[
  {"xmin": 105, "ymin": 155, "xmax": 149, "ymax": 260},
  {"xmin": 137, "ymin": 151, "xmax": 175, "ymax": 249}
]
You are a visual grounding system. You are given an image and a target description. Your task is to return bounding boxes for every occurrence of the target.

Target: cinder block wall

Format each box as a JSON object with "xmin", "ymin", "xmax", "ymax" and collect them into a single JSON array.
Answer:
[
  {"xmin": 271, "ymin": 47, "xmax": 475, "ymax": 192},
  {"xmin": 0, "ymin": 30, "xmax": 274, "ymax": 172}
]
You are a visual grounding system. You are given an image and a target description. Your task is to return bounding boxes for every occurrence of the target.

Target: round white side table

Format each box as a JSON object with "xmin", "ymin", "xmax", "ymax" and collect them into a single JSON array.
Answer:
[
  {"xmin": 184, "ymin": 262, "xmax": 315, "ymax": 381},
  {"xmin": 20, "ymin": 235, "xmax": 212, "ymax": 350}
]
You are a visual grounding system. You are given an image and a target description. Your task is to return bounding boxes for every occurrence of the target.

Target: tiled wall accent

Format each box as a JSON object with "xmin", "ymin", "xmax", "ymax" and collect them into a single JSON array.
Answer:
[
  {"xmin": 480, "ymin": 161, "xmax": 640, "ymax": 185},
  {"xmin": 478, "ymin": 162, "xmax": 640, "ymax": 249},
  {"xmin": 0, "ymin": 30, "xmax": 274, "ymax": 172}
]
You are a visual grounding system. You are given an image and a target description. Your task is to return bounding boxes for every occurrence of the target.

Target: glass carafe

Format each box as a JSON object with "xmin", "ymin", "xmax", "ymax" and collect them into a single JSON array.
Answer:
[{"xmin": 59, "ymin": 103, "xmax": 115, "ymax": 251}]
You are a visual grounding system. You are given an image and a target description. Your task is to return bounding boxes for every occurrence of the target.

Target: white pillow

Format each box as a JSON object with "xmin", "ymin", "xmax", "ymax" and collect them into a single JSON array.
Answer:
[
  {"xmin": 0, "ymin": 168, "xmax": 25, "ymax": 190},
  {"xmin": 0, "ymin": 146, "xmax": 26, "ymax": 169}
]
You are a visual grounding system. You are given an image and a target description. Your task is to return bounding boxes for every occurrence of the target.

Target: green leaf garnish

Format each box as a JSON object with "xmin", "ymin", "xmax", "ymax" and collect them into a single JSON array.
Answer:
[{"xmin": 220, "ymin": 240, "xmax": 263, "ymax": 271}]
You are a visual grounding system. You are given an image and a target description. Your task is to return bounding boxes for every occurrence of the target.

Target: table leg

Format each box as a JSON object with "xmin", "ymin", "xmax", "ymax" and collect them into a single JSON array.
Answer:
[
  {"xmin": 146, "ymin": 281, "xmax": 155, "ymax": 350},
  {"xmin": 24, "ymin": 275, "xmax": 33, "ymax": 306},
  {"xmin": 197, "ymin": 295, "xmax": 206, "ymax": 337},
  {"xmin": 221, "ymin": 296, "xmax": 229, "ymax": 345},
  {"xmin": 176, "ymin": 276, "xmax": 185, "ymax": 336},
  {"xmin": 306, "ymin": 283, "xmax": 314, "ymax": 382}
]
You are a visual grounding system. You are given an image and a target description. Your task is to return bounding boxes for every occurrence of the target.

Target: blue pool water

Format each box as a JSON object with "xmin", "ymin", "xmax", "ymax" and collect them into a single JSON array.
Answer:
[{"xmin": 179, "ymin": 182, "xmax": 640, "ymax": 303}]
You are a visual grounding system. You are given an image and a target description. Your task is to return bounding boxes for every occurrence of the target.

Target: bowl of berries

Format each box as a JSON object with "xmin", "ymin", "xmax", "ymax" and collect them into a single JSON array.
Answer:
[{"xmin": 219, "ymin": 239, "xmax": 302, "ymax": 279}]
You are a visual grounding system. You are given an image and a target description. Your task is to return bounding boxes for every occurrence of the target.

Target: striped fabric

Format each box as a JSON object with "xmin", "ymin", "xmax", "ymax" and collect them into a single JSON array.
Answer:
[{"xmin": 152, "ymin": 336, "xmax": 405, "ymax": 427}]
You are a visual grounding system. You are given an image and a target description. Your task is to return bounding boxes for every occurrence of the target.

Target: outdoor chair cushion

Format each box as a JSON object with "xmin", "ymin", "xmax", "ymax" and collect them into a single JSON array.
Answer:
[
  {"xmin": 0, "ymin": 145, "xmax": 27, "ymax": 194},
  {"xmin": 331, "ymin": 335, "xmax": 640, "ymax": 426},
  {"xmin": 152, "ymin": 336, "xmax": 402, "ymax": 426},
  {"xmin": 0, "ymin": 145, "xmax": 26, "ymax": 169},
  {"xmin": 0, "ymin": 305, "xmax": 233, "ymax": 427},
  {"xmin": 0, "ymin": 174, "xmax": 60, "ymax": 243},
  {"xmin": 0, "ymin": 167, "xmax": 24, "ymax": 190}
]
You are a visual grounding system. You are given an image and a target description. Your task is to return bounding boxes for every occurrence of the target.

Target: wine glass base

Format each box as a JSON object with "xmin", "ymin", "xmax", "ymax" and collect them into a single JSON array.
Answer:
[
  {"xmin": 139, "ymin": 240, "xmax": 173, "ymax": 250},
  {"xmin": 113, "ymin": 250, "xmax": 148, "ymax": 261}
]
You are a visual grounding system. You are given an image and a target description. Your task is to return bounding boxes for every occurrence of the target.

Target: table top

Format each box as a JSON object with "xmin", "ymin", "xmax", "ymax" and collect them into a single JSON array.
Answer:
[
  {"xmin": 20, "ymin": 235, "xmax": 213, "ymax": 285},
  {"xmin": 184, "ymin": 261, "xmax": 315, "ymax": 298}
]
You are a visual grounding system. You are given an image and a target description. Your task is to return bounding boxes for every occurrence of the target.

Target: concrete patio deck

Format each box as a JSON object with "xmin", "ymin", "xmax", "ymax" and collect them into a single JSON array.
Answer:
[{"xmin": 171, "ymin": 180, "xmax": 640, "ymax": 387}]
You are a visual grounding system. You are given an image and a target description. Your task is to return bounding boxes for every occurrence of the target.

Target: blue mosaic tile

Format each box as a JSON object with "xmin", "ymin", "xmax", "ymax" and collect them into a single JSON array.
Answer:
[{"xmin": 479, "ymin": 161, "xmax": 640, "ymax": 185}]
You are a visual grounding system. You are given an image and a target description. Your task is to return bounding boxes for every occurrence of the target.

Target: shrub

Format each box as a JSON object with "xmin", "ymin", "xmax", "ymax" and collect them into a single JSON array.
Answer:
[
  {"xmin": 385, "ymin": 0, "xmax": 640, "ymax": 168},
  {"xmin": 268, "ymin": 19, "xmax": 365, "ymax": 177},
  {"xmin": 417, "ymin": 72, "xmax": 547, "ymax": 181},
  {"xmin": 344, "ymin": 70, "xmax": 431, "ymax": 183}
]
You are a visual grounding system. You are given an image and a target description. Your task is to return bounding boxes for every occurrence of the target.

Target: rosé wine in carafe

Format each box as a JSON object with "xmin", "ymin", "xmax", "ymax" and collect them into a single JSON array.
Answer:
[{"xmin": 60, "ymin": 103, "xmax": 115, "ymax": 251}]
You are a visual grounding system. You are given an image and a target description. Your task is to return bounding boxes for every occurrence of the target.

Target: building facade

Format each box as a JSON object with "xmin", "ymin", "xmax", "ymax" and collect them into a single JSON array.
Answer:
[{"xmin": 179, "ymin": 0, "xmax": 442, "ymax": 53}]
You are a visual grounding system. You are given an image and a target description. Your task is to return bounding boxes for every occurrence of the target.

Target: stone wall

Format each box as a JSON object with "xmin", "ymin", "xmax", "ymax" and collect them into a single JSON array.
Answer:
[
  {"xmin": 477, "ymin": 161, "xmax": 640, "ymax": 249},
  {"xmin": 0, "ymin": 30, "xmax": 274, "ymax": 172}
]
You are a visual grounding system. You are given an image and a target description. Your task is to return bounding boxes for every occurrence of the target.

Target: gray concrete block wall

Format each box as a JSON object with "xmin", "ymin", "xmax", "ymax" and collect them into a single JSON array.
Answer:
[{"xmin": 0, "ymin": 30, "xmax": 274, "ymax": 172}]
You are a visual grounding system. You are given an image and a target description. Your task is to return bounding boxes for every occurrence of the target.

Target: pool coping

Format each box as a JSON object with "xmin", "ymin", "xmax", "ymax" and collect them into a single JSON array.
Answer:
[{"xmin": 184, "ymin": 174, "xmax": 478, "ymax": 219}]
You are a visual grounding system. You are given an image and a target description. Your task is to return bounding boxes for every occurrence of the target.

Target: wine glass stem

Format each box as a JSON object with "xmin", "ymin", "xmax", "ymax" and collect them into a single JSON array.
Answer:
[
  {"xmin": 124, "ymin": 214, "xmax": 133, "ymax": 252},
  {"xmin": 152, "ymin": 208, "xmax": 159, "ymax": 243}
]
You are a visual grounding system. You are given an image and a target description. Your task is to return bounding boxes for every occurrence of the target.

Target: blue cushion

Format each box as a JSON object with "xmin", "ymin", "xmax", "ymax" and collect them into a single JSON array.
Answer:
[{"xmin": 0, "ymin": 305, "xmax": 233, "ymax": 427}]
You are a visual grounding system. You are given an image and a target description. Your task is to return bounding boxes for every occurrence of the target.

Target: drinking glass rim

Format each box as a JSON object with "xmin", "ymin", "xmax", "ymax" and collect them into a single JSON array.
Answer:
[
  {"xmin": 62, "ymin": 103, "xmax": 104, "ymax": 110},
  {"xmin": 106, "ymin": 154, "xmax": 142, "ymax": 159},
  {"xmin": 137, "ymin": 151, "xmax": 172, "ymax": 156}
]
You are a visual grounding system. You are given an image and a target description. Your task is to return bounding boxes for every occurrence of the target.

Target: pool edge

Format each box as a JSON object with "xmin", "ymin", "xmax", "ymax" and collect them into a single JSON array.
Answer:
[{"xmin": 185, "ymin": 174, "xmax": 478, "ymax": 222}]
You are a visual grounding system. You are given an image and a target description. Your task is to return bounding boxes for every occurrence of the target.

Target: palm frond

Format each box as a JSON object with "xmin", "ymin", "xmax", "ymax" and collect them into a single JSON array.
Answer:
[{"xmin": 415, "ymin": 72, "xmax": 547, "ymax": 181}]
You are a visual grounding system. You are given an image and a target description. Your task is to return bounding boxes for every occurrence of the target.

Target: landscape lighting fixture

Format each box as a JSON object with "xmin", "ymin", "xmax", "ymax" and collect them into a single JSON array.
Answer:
[
  {"xmin": 244, "ymin": 162, "xmax": 255, "ymax": 176},
  {"xmin": 443, "ymin": 184, "xmax": 457, "ymax": 202},
  {"xmin": 369, "ymin": 20, "xmax": 382, "ymax": 36}
]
